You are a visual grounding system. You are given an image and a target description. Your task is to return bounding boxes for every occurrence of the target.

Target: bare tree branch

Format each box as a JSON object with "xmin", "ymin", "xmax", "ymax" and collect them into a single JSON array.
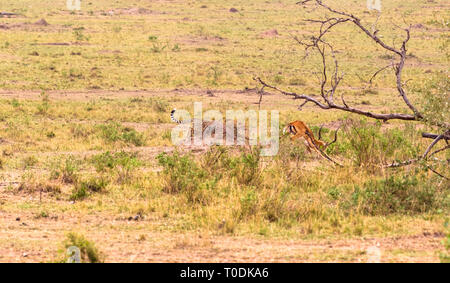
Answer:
[
  {"xmin": 422, "ymin": 132, "xmax": 448, "ymax": 159},
  {"xmin": 426, "ymin": 166, "xmax": 449, "ymax": 180},
  {"xmin": 257, "ymin": 0, "xmax": 430, "ymax": 123},
  {"xmin": 429, "ymin": 145, "xmax": 450, "ymax": 158},
  {"xmin": 422, "ymin": 132, "xmax": 450, "ymax": 141}
]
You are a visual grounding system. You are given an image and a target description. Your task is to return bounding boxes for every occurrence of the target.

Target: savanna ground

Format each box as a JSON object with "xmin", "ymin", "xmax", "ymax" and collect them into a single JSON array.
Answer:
[{"xmin": 0, "ymin": 0, "xmax": 448, "ymax": 262}]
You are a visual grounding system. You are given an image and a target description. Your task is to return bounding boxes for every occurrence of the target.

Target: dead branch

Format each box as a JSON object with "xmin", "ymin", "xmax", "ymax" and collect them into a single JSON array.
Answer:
[
  {"xmin": 429, "ymin": 145, "xmax": 450, "ymax": 158},
  {"xmin": 366, "ymin": 63, "xmax": 395, "ymax": 87},
  {"xmin": 422, "ymin": 132, "xmax": 450, "ymax": 141},
  {"xmin": 422, "ymin": 133, "xmax": 446, "ymax": 159},
  {"xmin": 257, "ymin": 0, "xmax": 430, "ymax": 123},
  {"xmin": 0, "ymin": 12, "xmax": 19, "ymax": 17},
  {"xmin": 426, "ymin": 165, "xmax": 450, "ymax": 180},
  {"xmin": 385, "ymin": 129, "xmax": 450, "ymax": 169}
]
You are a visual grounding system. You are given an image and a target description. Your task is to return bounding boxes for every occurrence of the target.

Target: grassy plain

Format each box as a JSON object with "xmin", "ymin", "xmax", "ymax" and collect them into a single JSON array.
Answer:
[{"xmin": 0, "ymin": 0, "xmax": 448, "ymax": 262}]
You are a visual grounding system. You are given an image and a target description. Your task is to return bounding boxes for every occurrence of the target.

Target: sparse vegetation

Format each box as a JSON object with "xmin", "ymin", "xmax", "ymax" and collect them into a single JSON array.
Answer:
[{"xmin": 97, "ymin": 122, "xmax": 145, "ymax": 146}]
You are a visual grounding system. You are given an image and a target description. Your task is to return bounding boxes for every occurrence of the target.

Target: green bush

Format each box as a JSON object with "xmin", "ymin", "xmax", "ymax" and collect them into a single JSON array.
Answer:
[
  {"xmin": 63, "ymin": 233, "xmax": 103, "ymax": 263},
  {"xmin": 37, "ymin": 91, "xmax": 50, "ymax": 115},
  {"xmin": 22, "ymin": 155, "xmax": 38, "ymax": 169},
  {"xmin": 412, "ymin": 73, "xmax": 449, "ymax": 129},
  {"xmin": 157, "ymin": 152, "xmax": 217, "ymax": 204},
  {"xmin": 335, "ymin": 119, "xmax": 418, "ymax": 168},
  {"xmin": 51, "ymin": 156, "xmax": 79, "ymax": 184},
  {"xmin": 70, "ymin": 177, "xmax": 109, "ymax": 201},
  {"xmin": 239, "ymin": 190, "xmax": 258, "ymax": 219},
  {"xmin": 347, "ymin": 175, "xmax": 442, "ymax": 215},
  {"xmin": 91, "ymin": 151, "xmax": 141, "ymax": 183},
  {"xmin": 440, "ymin": 220, "xmax": 450, "ymax": 263},
  {"xmin": 97, "ymin": 122, "xmax": 145, "ymax": 146}
]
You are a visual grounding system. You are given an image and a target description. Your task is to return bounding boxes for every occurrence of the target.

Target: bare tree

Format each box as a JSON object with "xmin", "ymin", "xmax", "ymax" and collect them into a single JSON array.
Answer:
[{"xmin": 255, "ymin": 0, "xmax": 449, "ymax": 172}]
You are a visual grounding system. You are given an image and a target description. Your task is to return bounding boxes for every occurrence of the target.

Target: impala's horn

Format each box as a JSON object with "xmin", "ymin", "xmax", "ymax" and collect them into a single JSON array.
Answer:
[
  {"xmin": 324, "ymin": 126, "xmax": 341, "ymax": 149},
  {"xmin": 318, "ymin": 125, "xmax": 324, "ymax": 141}
]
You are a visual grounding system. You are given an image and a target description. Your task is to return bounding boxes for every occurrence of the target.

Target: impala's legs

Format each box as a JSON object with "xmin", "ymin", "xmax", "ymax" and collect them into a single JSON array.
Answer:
[
  {"xmin": 304, "ymin": 135, "xmax": 320, "ymax": 154},
  {"xmin": 291, "ymin": 133, "xmax": 314, "ymax": 153}
]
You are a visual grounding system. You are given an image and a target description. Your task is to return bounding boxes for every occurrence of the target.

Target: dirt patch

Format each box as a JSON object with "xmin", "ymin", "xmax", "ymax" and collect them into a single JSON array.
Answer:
[
  {"xmin": 411, "ymin": 23, "xmax": 425, "ymax": 29},
  {"xmin": 0, "ymin": 209, "xmax": 443, "ymax": 262},
  {"xmin": 99, "ymin": 49, "xmax": 122, "ymax": 54},
  {"xmin": 260, "ymin": 29, "xmax": 279, "ymax": 38},
  {"xmin": 0, "ymin": 53, "xmax": 20, "ymax": 61},
  {"xmin": 110, "ymin": 7, "xmax": 166, "ymax": 16},
  {"xmin": 0, "ymin": 21, "xmax": 66, "ymax": 32},
  {"xmin": 34, "ymin": 19, "xmax": 49, "ymax": 26}
]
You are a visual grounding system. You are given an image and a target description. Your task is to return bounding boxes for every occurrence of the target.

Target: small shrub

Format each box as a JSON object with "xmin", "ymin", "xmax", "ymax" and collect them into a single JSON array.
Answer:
[
  {"xmin": 70, "ymin": 124, "xmax": 93, "ymax": 139},
  {"xmin": 239, "ymin": 190, "xmax": 258, "ymax": 220},
  {"xmin": 230, "ymin": 149, "xmax": 261, "ymax": 186},
  {"xmin": 91, "ymin": 151, "xmax": 141, "ymax": 183},
  {"xmin": 414, "ymin": 74, "xmax": 449, "ymax": 129},
  {"xmin": 70, "ymin": 177, "xmax": 108, "ymax": 201},
  {"xmin": 16, "ymin": 181, "xmax": 61, "ymax": 196},
  {"xmin": 73, "ymin": 27, "xmax": 89, "ymax": 42},
  {"xmin": 97, "ymin": 122, "xmax": 145, "ymax": 146},
  {"xmin": 122, "ymin": 127, "xmax": 145, "ymax": 146},
  {"xmin": 70, "ymin": 184, "xmax": 88, "ymax": 201},
  {"xmin": 51, "ymin": 156, "xmax": 79, "ymax": 184},
  {"xmin": 35, "ymin": 210, "xmax": 49, "ymax": 219},
  {"xmin": 338, "ymin": 119, "xmax": 418, "ymax": 169},
  {"xmin": 157, "ymin": 152, "xmax": 217, "ymax": 204},
  {"xmin": 22, "ymin": 155, "xmax": 38, "ymax": 169},
  {"xmin": 152, "ymin": 99, "xmax": 169, "ymax": 113},
  {"xmin": 63, "ymin": 233, "xmax": 103, "ymax": 263},
  {"xmin": 289, "ymin": 78, "xmax": 306, "ymax": 86},
  {"xmin": 11, "ymin": 98, "xmax": 20, "ymax": 108},
  {"xmin": 37, "ymin": 91, "xmax": 50, "ymax": 115},
  {"xmin": 46, "ymin": 131, "xmax": 56, "ymax": 138}
]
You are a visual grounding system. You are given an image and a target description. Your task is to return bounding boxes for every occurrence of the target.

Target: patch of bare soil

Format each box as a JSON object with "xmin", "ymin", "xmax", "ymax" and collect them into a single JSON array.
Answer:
[
  {"xmin": 0, "ymin": 209, "xmax": 443, "ymax": 262},
  {"xmin": 176, "ymin": 35, "xmax": 227, "ymax": 45},
  {"xmin": 259, "ymin": 29, "xmax": 279, "ymax": 38},
  {"xmin": 108, "ymin": 7, "xmax": 167, "ymax": 16},
  {"xmin": 0, "ymin": 20, "xmax": 67, "ymax": 32}
]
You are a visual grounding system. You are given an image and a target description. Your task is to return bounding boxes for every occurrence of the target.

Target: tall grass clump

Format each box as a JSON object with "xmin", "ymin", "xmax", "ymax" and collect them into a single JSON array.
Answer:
[
  {"xmin": 91, "ymin": 151, "xmax": 141, "ymax": 184},
  {"xmin": 157, "ymin": 152, "xmax": 218, "ymax": 204},
  {"xmin": 334, "ymin": 119, "xmax": 418, "ymax": 169},
  {"xmin": 61, "ymin": 233, "xmax": 103, "ymax": 263},
  {"xmin": 229, "ymin": 148, "xmax": 262, "ymax": 186},
  {"xmin": 97, "ymin": 122, "xmax": 145, "ymax": 146},
  {"xmin": 70, "ymin": 177, "xmax": 109, "ymax": 201},
  {"xmin": 341, "ymin": 174, "xmax": 446, "ymax": 215},
  {"xmin": 50, "ymin": 156, "xmax": 80, "ymax": 184}
]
